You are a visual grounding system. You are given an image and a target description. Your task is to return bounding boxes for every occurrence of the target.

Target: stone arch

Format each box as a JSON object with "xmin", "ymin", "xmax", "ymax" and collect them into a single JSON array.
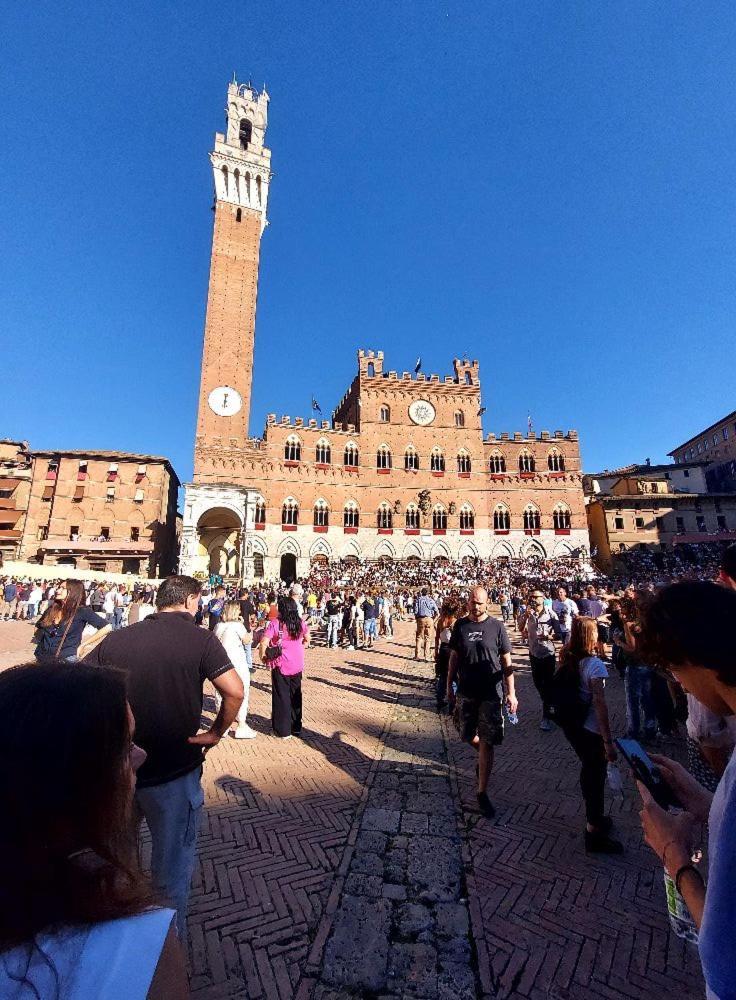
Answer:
[
  {"xmin": 430, "ymin": 539, "xmax": 451, "ymax": 560},
  {"xmin": 277, "ymin": 536, "xmax": 301, "ymax": 557},
  {"xmin": 492, "ymin": 539, "xmax": 515, "ymax": 558},
  {"xmin": 402, "ymin": 539, "xmax": 423, "ymax": 560},
  {"xmin": 309, "ymin": 537, "xmax": 332, "ymax": 560},
  {"xmin": 374, "ymin": 538, "xmax": 397, "ymax": 559},
  {"xmin": 520, "ymin": 537, "xmax": 547, "ymax": 558},
  {"xmin": 458, "ymin": 540, "xmax": 479, "ymax": 561},
  {"xmin": 196, "ymin": 506, "xmax": 243, "ymax": 579},
  {"xmin": 553, "ymin": 540, "xmax": 574, "ymax": 557},
  {"xmin": 340, "ymin": 538, "xmax": 362, "ymax": 560}
]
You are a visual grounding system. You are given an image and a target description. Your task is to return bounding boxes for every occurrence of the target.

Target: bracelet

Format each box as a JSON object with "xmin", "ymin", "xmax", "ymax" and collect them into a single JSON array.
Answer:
[{"xmin": 674, "ymin": 863, "xmax": 704, "ymax": 896}]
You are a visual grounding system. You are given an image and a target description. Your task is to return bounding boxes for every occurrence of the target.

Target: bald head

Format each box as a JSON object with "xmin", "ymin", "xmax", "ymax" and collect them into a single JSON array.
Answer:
[{"xmin": 468, "ymin": 586, "xmax": 488, "ymax": 621}]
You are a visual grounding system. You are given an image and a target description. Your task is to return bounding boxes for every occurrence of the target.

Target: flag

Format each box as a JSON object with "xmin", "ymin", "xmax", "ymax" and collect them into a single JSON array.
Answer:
[
  {"xmin": 527, "ymin": 413, "xmax": 533, "ymax": 435},
  {"xmin": 477, "ymin": 406, "xmax": 487, "ymax": 417},
  {"xmin": 414, "ymin": 357, "xmax": 422, "ymax": 374},
  {"xmin": 311, "ymin": 397, "xmax": 322, "ymax": 414}
]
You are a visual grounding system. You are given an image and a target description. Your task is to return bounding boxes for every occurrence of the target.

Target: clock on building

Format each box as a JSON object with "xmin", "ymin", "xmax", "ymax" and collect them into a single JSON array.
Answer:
[
  {"xmin": 208, "ymin": 386, "xmax": 243, "ymax": 417},
  {"xmin": 408, "ymin": 399, "xmax": 436, "ymax": 426}
]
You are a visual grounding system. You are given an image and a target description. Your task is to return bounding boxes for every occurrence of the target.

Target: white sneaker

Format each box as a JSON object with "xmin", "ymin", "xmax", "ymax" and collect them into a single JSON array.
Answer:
[
  {"xmin": 233, "ymin": 725, "xmax": 258, "ymax": 739},
  {"xmin": 347, "ymin": 645, "xmax": 354, "ymax": 650}
]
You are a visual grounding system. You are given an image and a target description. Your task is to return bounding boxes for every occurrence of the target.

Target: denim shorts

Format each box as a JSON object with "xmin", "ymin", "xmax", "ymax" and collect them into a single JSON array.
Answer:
[{"xmin": 454, "ymin": 696, "xmax": 504, "ymax": 746}]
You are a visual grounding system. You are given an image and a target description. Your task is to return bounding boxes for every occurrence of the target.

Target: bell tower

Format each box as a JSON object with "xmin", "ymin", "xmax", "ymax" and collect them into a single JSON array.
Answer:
[{"xmin": 193, "ymin": 79, "xmax": 272, "ymax": 479}]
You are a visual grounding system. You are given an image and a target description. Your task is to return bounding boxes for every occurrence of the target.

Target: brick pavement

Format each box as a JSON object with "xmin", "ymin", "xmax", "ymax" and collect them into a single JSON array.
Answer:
[{"xmin": 0, "ymin": 618, "xmax": 706, "ymax": 998}]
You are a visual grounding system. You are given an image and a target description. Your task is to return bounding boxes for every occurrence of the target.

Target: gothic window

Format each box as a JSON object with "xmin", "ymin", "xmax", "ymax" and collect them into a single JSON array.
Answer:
[
  {"xmin": 459, "ymin": 504, "xmax": 475, "ymax": 530},
  {"xmin": 404, "ymin": 445, "xmax": 419, "ymax": 471},
  {"xmin": 313, "ymin": 499, "xmax": 329, "ymax": 527},
  {"xmin": 380, "ymin": 405, "xmax": 390, "ymax": 422},
  {"xmin": 377, "ymin": 444, "xmax": 392, "ymax": 470},
  {"xmin": 430, "ymin": 448, "xmax": 445, "ymax": 473},
  {"xmin": 367, "ymin": 362, "xmax": 375, "ymax": 377},
  {"xmin": 284, "ymin": 435, "xmax": 301, "ymax": 463},
  {"xmin": 489, "ymin": 451, "xmax": 506, "ymax": 474},
  {"xmin": 236, "ymin": 208, "xmax": 242, "ymax": 222},
  {"xmin": 457, "ymin": 450, "xmax": 471, "ymax": 474},
  {"xmin": 553, "ymin": 504, "xmax": 571, "ymax": 530},
  {"xmin": 253, "ymin": 552, "xmax": 264, "ymax": 577},
  {"xmin": 344, "ymin": 441, "xmax": 359, "ymax": 467},
  {"xmin": 343, "ymin": 500, "xmax": 360, "ymax": 528},
  {"xmin": 519, "ymin": 451, "xmax": 535, "ymax": 474},
  {"xmin": 432, "ymin": 505, "xmax": 448, "ymax": 531},
  {"xmin": 454, "ymin": 410, "xmax": 465, "ymax": 428},
  {"xmin": 548, "ymin": 449, "xmax": 565, "ymax": 472},
  {"xmin": 221, "ymin": 165, "xmax": 229, "ymax": 195},
  {"xmin": 405, "ymin": 504, "xmax": 420, "ymax": 529},
  {"xmin": 245, "ymin": 171, "xmax": 251, "ymax": 201},
  {"xmin": 234, "ymin": 168, "xmax": 240, "ymax": 201},
  {"xmin": 239, "ymin": 118, "xmax": 252, "ymax": 148},
  {"xmin": 377, "ymin": 503, "xmax": 393, "ymax": 529},
  {"xmin": 493, "ymin": 505, "xmax": 510, "ymax": 531},
  {"xmin": 465, "ymin": 371, "xmax": 472, "ymax": 385},
  {"xmin": 523, "ymin": 505, "xmax": 541, "ymax": 531},
  {"xmin": 254, "ymin": 499, "xmax": 266, "ymax": 525},
  {"xmin": 315, "ymin": 439, "xmax": 331, "ymax": 465},
  {"xmin": 282, "ymin": 498, "xmax": 299, "ymax": 526},
  {"xmin": 256, "ymin": 175, "xmax": 262, "ymax": 204}
]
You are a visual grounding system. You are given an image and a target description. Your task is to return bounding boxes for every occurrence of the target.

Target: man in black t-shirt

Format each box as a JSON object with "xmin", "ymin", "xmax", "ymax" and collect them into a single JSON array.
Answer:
[
  {"xmin": 86, "ymin": 574, "xmax": 243, "ymax": 939},
  {"xmin": 447, "ymin": 586, "xmax": 516, "ymax": 818}
]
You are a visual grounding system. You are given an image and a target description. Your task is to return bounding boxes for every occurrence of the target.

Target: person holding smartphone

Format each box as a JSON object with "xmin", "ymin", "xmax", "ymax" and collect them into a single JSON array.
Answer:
[{"xmin": 635, "ymin": 582, "xmax": 736, "ymax": 1000}]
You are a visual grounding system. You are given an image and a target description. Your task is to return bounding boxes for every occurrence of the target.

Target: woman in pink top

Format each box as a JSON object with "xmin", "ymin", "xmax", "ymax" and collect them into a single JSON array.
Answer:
[{"xmin": 258, "ymin": 596, "xmax": 310, "ymax": 739}]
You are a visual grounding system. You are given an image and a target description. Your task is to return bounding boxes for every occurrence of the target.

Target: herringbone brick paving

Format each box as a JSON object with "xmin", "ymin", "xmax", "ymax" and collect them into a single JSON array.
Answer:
[{"xmin": 0, "ymin": 618, "xmax": 706, "ymax": 998}]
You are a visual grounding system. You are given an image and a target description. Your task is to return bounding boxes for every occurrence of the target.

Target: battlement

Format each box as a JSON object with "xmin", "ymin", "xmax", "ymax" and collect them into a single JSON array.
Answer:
[
  {"xmin": 265, "ymin": 414, "xmax": 358, "ymax": 436},
  {"xmin": 484, "ymin": 430, "xmax": 579, "ymax": 444}
]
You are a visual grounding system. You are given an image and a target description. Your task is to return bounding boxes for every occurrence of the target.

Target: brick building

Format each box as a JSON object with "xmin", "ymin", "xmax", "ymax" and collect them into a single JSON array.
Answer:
[
  {"xmin": 180, "ymin": 81, "xmax": 589, "ymax": 581},
  {"xmin": 669, "ymin": 409, "xmax": 736, "ymax": 493},
  {"xmin": 585, "ymin": 461, "xmax": 736, "ymax": 567},
  {"xmin": 0, "ymin": 440, "xmax": 33, "ymax": 563},
  {"xmin": 14, "ymin": 449, "xmax": 180, "ymax": 577}
]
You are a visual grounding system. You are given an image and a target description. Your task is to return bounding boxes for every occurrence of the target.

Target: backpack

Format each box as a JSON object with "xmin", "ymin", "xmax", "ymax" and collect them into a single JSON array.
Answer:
[{"xmin": 547, "ymin": 666, "xmax": 588, "ymax": 731}]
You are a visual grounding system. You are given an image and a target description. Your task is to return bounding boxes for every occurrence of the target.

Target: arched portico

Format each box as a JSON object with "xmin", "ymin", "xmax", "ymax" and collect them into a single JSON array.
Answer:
[
  {"xmin": 197, "ymin": 507, "xmax": 243, "ymax": 579},
  {"xmin": 520, "ymin": 537, "xmax": 547, "ymax": 558}
]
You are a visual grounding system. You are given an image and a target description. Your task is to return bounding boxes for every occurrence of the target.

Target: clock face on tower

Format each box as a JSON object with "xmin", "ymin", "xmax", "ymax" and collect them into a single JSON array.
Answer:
[
  {"xmin": 208, "ymin": 386, "xmax": 242, "ymax": 417},
  {"xmin": 408, "ymin": 399, "xmax": 436, "ymax": 426}
]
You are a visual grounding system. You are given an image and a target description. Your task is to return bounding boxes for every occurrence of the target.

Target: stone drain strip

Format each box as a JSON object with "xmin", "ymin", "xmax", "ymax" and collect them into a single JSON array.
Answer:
[{"xmin": 299, "ymin": 658, "xmax": 479, "ymax": 999}]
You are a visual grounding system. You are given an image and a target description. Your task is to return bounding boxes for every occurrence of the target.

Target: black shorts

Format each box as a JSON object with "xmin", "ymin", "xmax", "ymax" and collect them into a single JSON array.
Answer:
[{"xmin": 454, "ymin": 695, "xmax": 504, "ymax": 746}]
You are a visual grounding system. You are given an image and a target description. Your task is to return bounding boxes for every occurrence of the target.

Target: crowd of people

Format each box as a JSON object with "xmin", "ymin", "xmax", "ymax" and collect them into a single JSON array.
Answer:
[{"xmin": 1, "ymin": 541, "xmax": 735, "ymax": 997}]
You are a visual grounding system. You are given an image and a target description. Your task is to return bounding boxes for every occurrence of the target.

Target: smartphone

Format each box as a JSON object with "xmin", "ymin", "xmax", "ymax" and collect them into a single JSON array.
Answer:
[{"xmin": 615, "ymin": 738, "xmax": 681, "ymax": 811}]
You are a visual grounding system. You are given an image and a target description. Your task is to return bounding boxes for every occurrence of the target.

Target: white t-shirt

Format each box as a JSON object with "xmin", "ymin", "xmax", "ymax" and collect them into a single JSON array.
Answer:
[
  {"xmin": 552, "ymin": 598, "xmax": 578, "ymax": 631},
  {"xmin": 0, "ymin": 907, "xmax": 174, "ymax": 999},
  {"xmin": 215, "ymin": 620, "xmax": 248, "ymax": 673},
  {"xmin": 103, "ymin": 592, "xmax": 116, "ymax": 615},
  {"xmin": 579, "ymin": 655, "xmax": 609, "ymax": 733}
]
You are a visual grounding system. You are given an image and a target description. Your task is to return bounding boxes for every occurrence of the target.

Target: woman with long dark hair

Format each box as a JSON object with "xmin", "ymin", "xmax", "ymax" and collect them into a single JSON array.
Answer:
[
  {"xmin": 258, "ymin": 596, "xmax": 310, "ymax": 739},
  {"xmin": 34, "ymin": 580, "xmax": 110, "ymax": 662},
  {"xmin": 0, "ymin": 662, "xmax": 188, "ymax": 998},
  {"xmin": 556, "ymin": 616, "xmax": 623, "ymax": 854},
  {"xmin": 434, "ymin": 601, "xmax": 459, "ymax": 711}
]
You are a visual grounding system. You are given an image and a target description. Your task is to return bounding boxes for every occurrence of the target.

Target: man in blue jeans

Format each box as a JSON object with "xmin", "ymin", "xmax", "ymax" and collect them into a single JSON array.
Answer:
[{"xmin": 86, "ymin": 575, "xmax": 243, "ymax": 939}]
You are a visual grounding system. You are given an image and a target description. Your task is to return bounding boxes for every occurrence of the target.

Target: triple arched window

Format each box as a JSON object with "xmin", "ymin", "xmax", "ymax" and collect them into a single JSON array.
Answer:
[
  {"xmin": 377, "ymin": 445, "xmax": 392, "ymax": 470},
  {"xmin": 489, "ymin": 451, "xmax": 506, "ymax": 474},
  {"xmin": 519, "ymin": 451, "xmax": 535, "ymax": 474},
  {"xmin": 313, "ymin": 499, "xmax": 329, "ymax": 527},
  {"xmin": 380, "ymin": 405, "xmax": 391, "ymax": 422},
  {"xmin": 432, "ymin": 505, "xmax": 448, "ymax": 531},
  {"xmin": 377, "ymin": 503, "xmax": 393, "ymax": 529},
  {"xmin": 454, "ymin": 410, "xmax": 465, "ymax": 428},
  {"xmin": 282, "ymin": 498, "xmax": 299, "ymax": 526},
  {"xmin": 254, "ymin": 499, "xmax": 266, "ymax": 525},
  {"xmin": 548, "ymin": 449, "xmax": 565, "ymax": 472},
  {"xmin": 284, "ymin": 435, "xmax": 301, "ymax": 463},
  {"xmin": 457, "ymin": 450, "xmax": 471, "ymax": 474},
  {"xmin": 405, "ymin": 504, "xmax": 420, "ymax": 529},
  {"xmin": 343, "ymin": 500, "xmax": 360, "ymax": 528},
  {"xmin": 404, "ymin": 445, "xmax": 419, "ymax": 471},
  {"xmin": 493, "ymin": 504, "xmax": 510, "ymax": 531},
  {"xmin": 315, "ymin": 439, "xmax": 331, "ymax": 465},
  {"xmin": 459, "ymin": 504, "xmax": 474, "ymax": 530},
  {"xmin": 553, "ymin": 504, "xmax": 571, "ymax": 530},
  {"xmin": 523, "ymin": 504, "xmax": 541, "ymax": 531},
  {"xmin": 344, "ymin": 442, "xmax": 359, "ymax": 467},
  {"xmin": 430, "ymin": 448, "xmax": 445, "ymax": 473}
]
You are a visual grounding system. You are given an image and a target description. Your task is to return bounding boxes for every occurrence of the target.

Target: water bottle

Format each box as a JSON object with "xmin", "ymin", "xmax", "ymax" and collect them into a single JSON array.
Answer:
[
  {"xmin": 505, "ymin": 706, "xmax": 519, "ymax": 725},
  {"xmin": 663, "ymin": 872, "xmax": 698, "ymax": 943}
]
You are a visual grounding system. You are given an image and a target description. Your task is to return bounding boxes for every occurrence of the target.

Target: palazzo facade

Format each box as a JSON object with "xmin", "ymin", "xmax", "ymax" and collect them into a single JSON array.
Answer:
[{"xmin": 180, "ymin": 81, "xmax": 589, "ymax": 582}]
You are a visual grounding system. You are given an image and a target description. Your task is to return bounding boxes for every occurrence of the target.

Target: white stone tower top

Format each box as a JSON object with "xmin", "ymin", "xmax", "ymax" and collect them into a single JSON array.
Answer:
[{"xmin": 211, "ymin": 79, "xmax": 272, "ymax": 231}]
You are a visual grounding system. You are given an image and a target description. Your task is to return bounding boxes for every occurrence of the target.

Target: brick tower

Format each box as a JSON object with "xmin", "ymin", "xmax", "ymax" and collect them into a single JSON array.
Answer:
[{"xmin": 193, "ymin": 80, "xmax": 272, "ymax": 479}]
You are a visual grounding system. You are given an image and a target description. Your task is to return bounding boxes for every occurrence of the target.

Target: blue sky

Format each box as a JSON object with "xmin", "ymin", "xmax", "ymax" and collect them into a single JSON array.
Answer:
[{"xmin": 2, "ymin": 1, "xmax": 735, "ymax": 482}]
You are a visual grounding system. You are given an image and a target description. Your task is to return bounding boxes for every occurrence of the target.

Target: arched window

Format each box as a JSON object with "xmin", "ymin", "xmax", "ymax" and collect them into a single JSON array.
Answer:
[
  {"xmin": 236, "ymin": 208, "xmax": 242, "ymax": 222},
  {"xmin": 239, "ymin": 118, "xmax": 253, "ymax": 148},
  {"xmin": 519, "ymin": 451, "xmax": 535, "ymax": 474},
  {"xmin": 553, "ymin": 504, "xmax": 571, "ymax": 530},
  {"xmin": 380, "ymin": 405, "xmax": 390, "ymax": 422},
  {"xmin": 377, "ymin": 503, "xmax": 393, "ymax": 529},
  {"xmin": 432, "ymin": 505, "xmax": 448, "ymax": 531},
  {"xmin": 454, "ymin": 410, "xmax": 465, "ymax": 428},
  {"xmin": 254, "ymin": 499, "xmax": 266, "ymax": 525},
  {"xmin": 256, "ymin": 175, "xmax": 262, "ymax": 204},
  {"xmin": 253, "ymin": 552, "xmax": 264, "ymax": 577},
  {"xmin": 377, "ymin": 444, "xmax": 392, "ymax": 470},
  {"xmin": 459, "ymin": 504, "xmax": 474, "ymax": 530},
  {"xmin": 457, "ymin": 450, "xmax": 471, "ymax": 474},
  {"xmin": 465, "ymin": 371, "xmax": 472, "ymax": 385},
  {"xmin": 344, "ymin": 441, "xmax": 359, "ymax": 467},
  {"xmin": 493, "ymin": 505, "xmax": 510, "ymax": 531},
  {"xmin": 315, "ymin": 438, "xmax": 331, "ymax": 465},
  {"xmin": 405, "ymin": 504, "xmax": 420, "ymax": 529},
  {"xmin": 523, "ymin": 504, "xmax": 541, "ymax": 531},
  {"xmin": 367, "ymin": 362, "xmax": 375, "ymax": 377},
  {"xmin": 284, "ymin": 435, "xmax": 301, "ymax": 463},
  {"xmin": 221, "ymin": 165, "xmax": 229, "ymax": 194},
  {"xmin": 344, "ymin": 500, "xmax": 360, "ymax": 528},
  {"xmin": 234, "ymin": 168, "xmax": 240, "ymax": 201},
  {"xmin": 430, "ymin": 447, "xmax": 445, "ymax": 473},
  {"xmin": 548, "ymin": 449, "xmax": 565, "ymax": 472},
  {"xmin": 282, "ymin": 498, "xmax": 299, "ymax": 526},
  {"xmin": 404, "ymin": 445, "xmax": 419, "ymax": 471},
  {"xmin": 313, "ymin": 499, "xmax": 329, "ymax": 527},
  {"xmin": 489, "ymin": 451, "xmax": 506, "ymax": 474},
  {"xmin": 245, "ymin": 171, "xmax": 251, "ymax": 201}
]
